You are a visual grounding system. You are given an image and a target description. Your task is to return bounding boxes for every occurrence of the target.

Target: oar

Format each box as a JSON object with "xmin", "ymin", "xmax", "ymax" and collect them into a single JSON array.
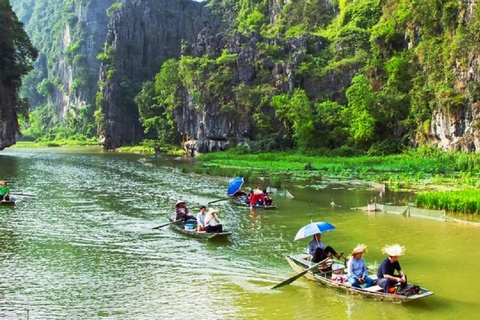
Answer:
[
  {"xmin": 152, "ymin": 219, "xmax": 182, "ymax": 229},
  {"xmin": 271, "ymin": 257, "xmax": 332, "ymax": 289},
  {"xmin": 207, "ymin": 197, "xmax": 231, "ymax": 205},
  {"xmin": 11, "ymin": 193, "xmax": 36, "ymax": 197}
]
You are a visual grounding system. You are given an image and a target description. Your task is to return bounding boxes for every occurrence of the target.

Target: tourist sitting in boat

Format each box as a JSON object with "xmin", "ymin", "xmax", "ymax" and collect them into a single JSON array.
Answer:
[
  {"xmin": 250, "ymin": 187, "xmax": 265, "ymax": 207},
  {"xmin": 244, "ymin": 190, "xmax": 253, "ymax": 204},
  {"xmin": 175, "ymin": 200, "xmax": 195, "ymax": 222},
  {"xmin": 377, "ymin": 244, "xmax": 408, "ymax": 293},
  {"xmin": 263, "ymin": 189, "xmax": 273, "ymax": 206},
  {"xmin": 0, "ymin": 181, "xmax": 10, "ymax": 201},
  {"xmin": 196, "ymin": 206, "xmax": 207, "ymax": 231},
  {"xmin": 232, "ymin": 189, "xmax": 247, "ymax": 197},
  {"xmin": 347, "ymin": 244, "xmax": 374, "ymax": 288},
  {"xmin": 204, "ymin": 208, "xmax": 223, "ymax": 233},
  {"xmin": 308, "ymin": 233, "xmax": 343, "ymax": 263}
]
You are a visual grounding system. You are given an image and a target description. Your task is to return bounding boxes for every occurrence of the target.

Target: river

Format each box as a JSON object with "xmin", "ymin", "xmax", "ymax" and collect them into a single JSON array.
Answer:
[{"xmin": 0, "ymin": 147, "xmax": 479, "ymax": 319}]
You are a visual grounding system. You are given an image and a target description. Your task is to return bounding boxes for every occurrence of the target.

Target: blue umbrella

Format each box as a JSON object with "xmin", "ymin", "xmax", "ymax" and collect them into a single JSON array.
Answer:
[
  {"xmin": 294, "ymin": 221, "xmax": 336, "ymax": 241},
  {"xmin": 227, "ymin": 177, "xmax": 244, "ymax": 196}
]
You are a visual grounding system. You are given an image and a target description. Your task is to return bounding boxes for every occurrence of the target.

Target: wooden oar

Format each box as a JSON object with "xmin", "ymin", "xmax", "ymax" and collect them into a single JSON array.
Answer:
[
  {"xmin": 271, "ymin": 257, "xmax": 332, "ymax": 289},
  {"xmin": 207, "ymin": 197, "xmax": 231, "ymax": 205},
  {"xmin": 152, "ymin": 219, "xmax": 182, "ymax": 229},
  {"xmin": 11, "ymin": 193, "xmax": 36, "ymax": 197}
]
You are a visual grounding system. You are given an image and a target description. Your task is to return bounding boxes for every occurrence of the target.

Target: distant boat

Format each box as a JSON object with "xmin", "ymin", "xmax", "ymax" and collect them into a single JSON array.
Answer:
[
  {"xmin": 168, "ymin": 218, "xmax": 232, "ymax": 240},
  {"xmin": 229, "ymin": 196, "xmax": 277, "ymax": 210},
  {"xmin": 0, "ymin": 199, "xmax": 15, "ymax": 206},
  {"xmin": 285, "ymin": 253, "xmax": 434, "ymax": 302}
]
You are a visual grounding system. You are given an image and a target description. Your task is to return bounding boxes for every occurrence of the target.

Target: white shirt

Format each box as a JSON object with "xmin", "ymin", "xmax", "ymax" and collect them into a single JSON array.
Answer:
[
  {"xmin": 197, "ymin": 211, "xmax": 206, "ymax": 226},
  {"xmin": 205, "ymin": 213, "xmax": 221, "ymax": 226}
]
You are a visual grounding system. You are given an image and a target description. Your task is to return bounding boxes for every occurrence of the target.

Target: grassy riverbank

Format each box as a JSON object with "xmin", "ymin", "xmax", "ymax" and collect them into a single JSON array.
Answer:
[
  {"xmin": 14, "ymin": 139, "xmax": 185, "ymax": 155},
  {"xmin": 15, "ymin": 139, "xmax": 99, "ymax": 147},
  {"xmin": 183, "ymin": 146, "xmax": 480, "ymax": 218},
  {"xmin": 192, "ymin": 146, "xmax": 480, "ymax": 188}
]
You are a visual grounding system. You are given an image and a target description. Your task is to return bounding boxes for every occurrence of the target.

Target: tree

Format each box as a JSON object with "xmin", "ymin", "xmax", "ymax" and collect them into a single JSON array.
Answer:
[
  {"xmin": 0, "ymin": 0, "xmax": 37, "ymax": 86},
  {"xmin": 271, "ymin": 88, "xmax": 315, "ymax": 151},
  {"xmin": 0, "ymin": 0, "xmax": 37, "ymax": 118},
  {"xmin": 344, "ymin": 75, "xmax": 375, "ymax": 145}
]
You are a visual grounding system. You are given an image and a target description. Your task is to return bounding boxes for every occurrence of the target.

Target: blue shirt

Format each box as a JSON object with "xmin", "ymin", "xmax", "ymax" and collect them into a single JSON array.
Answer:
[
  {"xmin": 377, "ymin": 257, "xmax": 401, "ymax": 279},
  {"xmin": 308, "ymin": 239, "xmax": 324, "ymax": 255},
  {"xmin": 347, "ymin": 257, "xmax": 367, "ymax": 278}
]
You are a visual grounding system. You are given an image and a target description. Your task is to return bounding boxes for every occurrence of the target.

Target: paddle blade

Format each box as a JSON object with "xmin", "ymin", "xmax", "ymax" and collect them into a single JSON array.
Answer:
[
  {"xmin": 271, "ymin": 257, "xmax": 332, "ymax": 290},
  {"xmin": 271, "ymin": 269, "xmax": 308, "ymax": 289}
]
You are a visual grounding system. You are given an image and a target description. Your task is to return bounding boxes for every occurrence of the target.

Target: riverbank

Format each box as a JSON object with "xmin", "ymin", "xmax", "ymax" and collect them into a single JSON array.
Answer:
[
  {"xmin": 14, "ymin": 139, "xmax": 185, "ymax": 155},
  {"xmin": 189, "ymin": 147, "xmax": 480, "ymax": 220}
]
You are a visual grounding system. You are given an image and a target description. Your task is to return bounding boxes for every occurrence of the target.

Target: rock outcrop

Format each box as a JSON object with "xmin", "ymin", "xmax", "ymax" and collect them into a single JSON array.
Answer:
[
  {"xmin": 0, "ymin": 86, "xmax": 19, "ymax": 150},
  {"xmin": 427, "ymin": 0, "xmax": 480, "ymax": 152},
  {"xmin": 97, "ymin": 0, "xmax": 208, "ymax": 150}
]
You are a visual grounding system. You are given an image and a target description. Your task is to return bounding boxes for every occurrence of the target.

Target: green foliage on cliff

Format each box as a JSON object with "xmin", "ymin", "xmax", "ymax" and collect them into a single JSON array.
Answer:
[
  {"xmin": 0, "ymin": 0, "xmax": 37, "ymax": 123},
  {"xmin": 14, "ymin": 0, "xmax": 480, "ymax": 153},
  {"xmin": 11, "ymin": 0, "xmax": 113, "ymax": 143},
  {"xmin": 135, "ymin": 59, "xmax": 181, "ymax": 145}
]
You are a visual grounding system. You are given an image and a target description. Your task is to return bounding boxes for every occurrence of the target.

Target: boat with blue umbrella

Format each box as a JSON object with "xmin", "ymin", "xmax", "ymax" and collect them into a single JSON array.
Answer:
[
  {"xmin": 227, "ymin": 177, "xmax": 277, "ymax": 209},
  {"xmin": 294, "ymin": 221, "xmax": 336, "ymax": 240},
  {"xmin": 227, "ymin": 177, "xmax": 245, "ymax": 196},
  {"xmin": 274, "ymin": 221, "xmax": 434, "ymax": 302}
]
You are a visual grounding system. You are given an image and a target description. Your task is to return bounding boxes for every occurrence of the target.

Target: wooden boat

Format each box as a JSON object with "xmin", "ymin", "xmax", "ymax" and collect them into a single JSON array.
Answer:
[
  {"xmin": 0, "ymin": 199, "xmax": 15, "ymax": 206},
  {"xmin": 286, "ymin": 253, "xmax": 434, "ymax": 302},
  {"xmin": 229, "ymin": 196, "xmax": 277, "ymax": 210},
  {"xmin": 168, "ymin": 218, "xmax": 232, "ymax": 240}
]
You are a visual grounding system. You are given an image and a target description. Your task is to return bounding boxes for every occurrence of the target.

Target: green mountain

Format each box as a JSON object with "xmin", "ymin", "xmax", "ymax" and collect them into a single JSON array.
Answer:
[{"xmin": 6, "ymin": 0, "xmax": 480, "ymax": 155}]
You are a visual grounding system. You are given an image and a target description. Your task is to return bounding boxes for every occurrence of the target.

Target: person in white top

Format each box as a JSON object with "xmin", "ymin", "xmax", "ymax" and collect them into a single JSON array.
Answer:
[
  {"xmin": 204, "ymin": 208, "xmax": 223, "ymax": 233},
  {"xmin": 196, "ymin": 206, "xmax": 207, "ymax": 231}
]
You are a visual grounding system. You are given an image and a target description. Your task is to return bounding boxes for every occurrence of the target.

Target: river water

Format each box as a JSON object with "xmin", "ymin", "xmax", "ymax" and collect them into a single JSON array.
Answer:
[{"xmin": 0, "ymin": 147, "xmax": 479, "ymax": 319}]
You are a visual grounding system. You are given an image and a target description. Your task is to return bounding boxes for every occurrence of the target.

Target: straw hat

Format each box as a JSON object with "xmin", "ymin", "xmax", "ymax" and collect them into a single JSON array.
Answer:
[
  {"xmin": 254, "ymin": 188, "xmax": 263, "ymax": 195},
  {"xmin": 382, "ymin": 244, "xmax": 406, "ymax": 256},
  {"xmin": 208, "ymin": 208, "xmax": 218, "ymax": 215},
  {"xmin": 175, "ymin": 200, "xmax": 186, "ymax": 206},
  {"xmin": 350, "ymin": 244, "xmax": 368, "ymax": 257}
]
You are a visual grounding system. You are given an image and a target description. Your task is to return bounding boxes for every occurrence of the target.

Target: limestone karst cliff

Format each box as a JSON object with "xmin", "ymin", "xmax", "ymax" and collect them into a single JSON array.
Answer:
[
  {"xmin": 7, "ymin": 0, "xmax": 480, "ymax": 154},
  {"xmin": 97, "ymin": 0, "xmax": 208, "ymax": 150}
]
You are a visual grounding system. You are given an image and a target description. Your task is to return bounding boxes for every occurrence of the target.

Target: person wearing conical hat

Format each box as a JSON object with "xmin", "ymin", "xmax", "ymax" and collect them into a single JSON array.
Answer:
[
  {"xmin": 377, "ymin": 244, "xmax": 407, "ymax": 293},
  {"xmin": 204, "ymin": 208, "xmax": 224, "ymax": 233},
  {"xmin": 175, "ymin": 200, "xmax": 195, "ymax": 222},
  {"xmin": 347, "ymin": 244, "xmax": 374, "ymax": 288}
]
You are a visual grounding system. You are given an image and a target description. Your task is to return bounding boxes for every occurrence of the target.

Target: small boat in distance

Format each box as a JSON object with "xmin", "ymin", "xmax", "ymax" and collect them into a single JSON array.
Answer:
[
  {"xmin": 168, "ymin": 218, "xmax": 232, "ymax": 240},
  {"xmin": 229, "ymin": 196, "xmax": 277, "ymax": 210},
  {"xmin": 285, "ymin": 253, "xmax": 434, "ymax": 302},
  {"xmin": 0, "ymin": 199, "xmax": 15, "ymax": 206}
]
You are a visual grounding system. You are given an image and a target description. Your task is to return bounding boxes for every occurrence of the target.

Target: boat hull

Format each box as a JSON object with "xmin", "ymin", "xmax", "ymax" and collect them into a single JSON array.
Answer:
[
  {"xmin": 286, "ymin": 254, "xmax": 434, "ymax": 302},
  {"xmin": 168, "ymin": 218, "xmax": 232, "ymax": 240},
  {"xmin": 0, "ymin": 200, "xmax": 15, "ymax": 206},
  {"xmin": 229, "ymin": 196, "xmax": 277, "ymax": 210}
]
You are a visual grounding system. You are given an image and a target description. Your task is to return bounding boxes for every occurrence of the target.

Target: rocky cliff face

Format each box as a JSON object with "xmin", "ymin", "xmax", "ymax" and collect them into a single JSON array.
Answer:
[
  {"xmin": 98, "ymin": 0, "xmax": 208, "ymax": 150},
  {"xmin": 0, "ymin": 86, "xmax": 19, "ymax": 150},
  {"xmin": 52, "ymin": 0, "xmax": 114, "ymax": 118},
  {"xmin": 178, "ymin": 31, "xmax": 330, "ymax": 155},
  {"xmin": 11, "ymin": 0, "xmax": 114, "ymax": 124},
  {"xmin": 428, "ymin": 0, "xmax": 480, "ymax": 152}
]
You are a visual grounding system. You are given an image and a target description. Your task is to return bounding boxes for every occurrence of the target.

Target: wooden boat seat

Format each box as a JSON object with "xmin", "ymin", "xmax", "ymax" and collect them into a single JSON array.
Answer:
[{"xmin": 363, "ymin": 285, "xmax": 383, "ymax": 292}]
